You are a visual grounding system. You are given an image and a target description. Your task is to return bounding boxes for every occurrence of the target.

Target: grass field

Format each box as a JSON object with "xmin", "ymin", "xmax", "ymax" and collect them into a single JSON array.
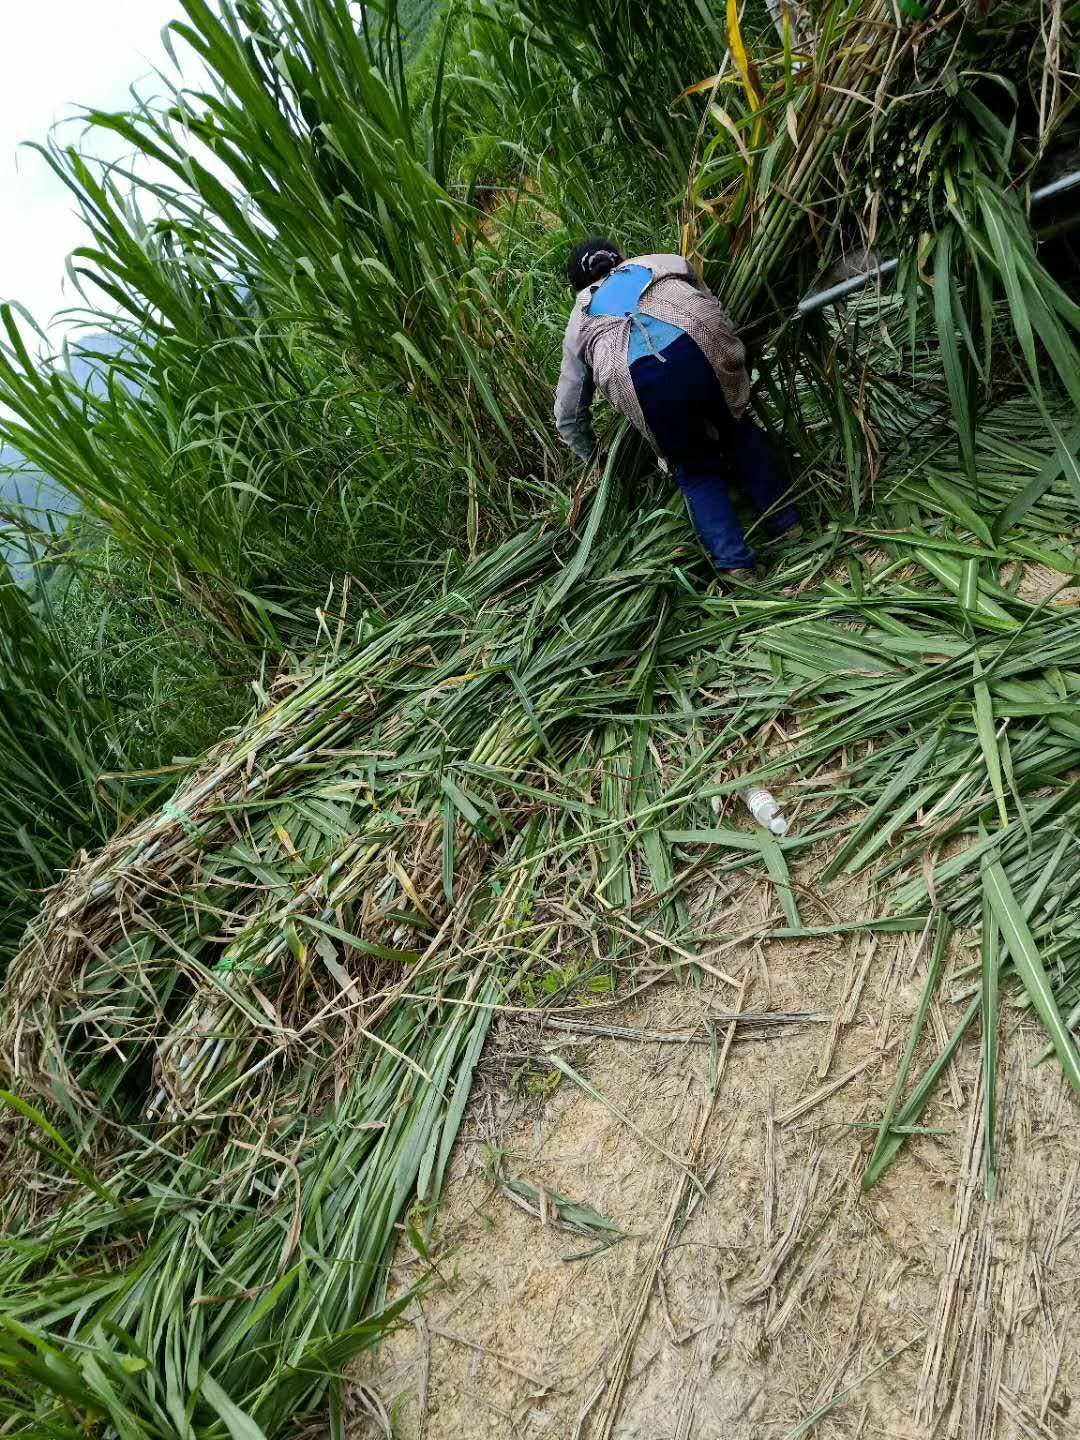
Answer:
[{"xmin": 1, "ymin": 0, "xmax": 1079, "ymax": 1434}]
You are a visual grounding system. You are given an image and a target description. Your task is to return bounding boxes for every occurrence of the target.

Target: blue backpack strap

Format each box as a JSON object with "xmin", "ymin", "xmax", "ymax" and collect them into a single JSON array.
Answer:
[{"xmin": 586, "ymin": 264, "xmax": 653, "ymax": 317}]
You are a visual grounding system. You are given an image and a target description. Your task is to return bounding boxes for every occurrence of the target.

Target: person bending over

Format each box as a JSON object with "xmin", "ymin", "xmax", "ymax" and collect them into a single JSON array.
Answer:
[{"xmin": 553, "ymin": 238, "xmax": 799, "ymax": 579}]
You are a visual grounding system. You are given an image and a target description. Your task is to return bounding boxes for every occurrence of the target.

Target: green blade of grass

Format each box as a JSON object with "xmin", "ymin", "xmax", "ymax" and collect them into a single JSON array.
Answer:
[
  {"xmin": 972, "ymin": 656, "xmax": 1008, "ymax": 827},
  {"xmin": 979, "ymin": 861, "xmax": 1000, "ymax": 1201},
  {"xmin": 983, "ymin": 857, "xmax": 1080, "ymax": 1099},
  {"xmin": 863, "ymin": 914, "xmax": 948, "ymax": 1188}
]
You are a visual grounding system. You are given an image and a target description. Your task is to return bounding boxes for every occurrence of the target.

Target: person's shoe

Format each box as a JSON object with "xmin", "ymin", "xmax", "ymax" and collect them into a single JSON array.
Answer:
[{"xmin": 709, "ymin": 566, "xmax": 757, "ymax": 595}]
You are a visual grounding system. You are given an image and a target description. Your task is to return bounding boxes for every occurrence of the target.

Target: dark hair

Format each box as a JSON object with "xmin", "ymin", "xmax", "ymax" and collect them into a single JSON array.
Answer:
[{"xmin": 567, "ymin": 237, "xmax": 623, "ymax": 292}]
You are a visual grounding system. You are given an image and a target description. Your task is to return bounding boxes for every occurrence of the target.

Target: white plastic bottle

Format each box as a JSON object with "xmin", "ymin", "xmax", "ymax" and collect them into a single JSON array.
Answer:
[{"xmin": 741, "ymin": 786, "xmax": 788, "ymax": 836}]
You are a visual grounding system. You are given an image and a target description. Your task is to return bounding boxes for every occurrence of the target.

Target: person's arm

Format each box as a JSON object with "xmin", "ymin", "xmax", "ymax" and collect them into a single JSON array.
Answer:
[{"xmin": 553, "ymin": 313, "xmax": 597, "ymax": 460}]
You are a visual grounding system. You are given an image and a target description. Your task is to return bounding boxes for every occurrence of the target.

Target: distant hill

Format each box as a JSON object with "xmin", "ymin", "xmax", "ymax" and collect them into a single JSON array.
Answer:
[
  {"xmin": 0, "ymin": 331, "xmax": 130, "ymax": 576},
  {"xmin": 1, "ymin": 329, "xmax": 127, "ymax": 515},
  {"xmin": 0, "ymin": 444, "xmax": 76, "ymax": 581},
  {"xmin": 67, "ymin": 329, "xmax": 129, "ymax": 391},
  {"xmin": 398, "ymin": 0, "xmax": 439, "ymax": 54},
  {"xmin": 0, "ymin": 445, "xmax": 74, "ymax": 521}
]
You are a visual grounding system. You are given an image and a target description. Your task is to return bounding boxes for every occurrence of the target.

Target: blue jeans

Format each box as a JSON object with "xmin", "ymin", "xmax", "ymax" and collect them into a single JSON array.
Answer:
[{"xmin": 631, "ymin": 333, "xmax": 798, "ymax": 570}]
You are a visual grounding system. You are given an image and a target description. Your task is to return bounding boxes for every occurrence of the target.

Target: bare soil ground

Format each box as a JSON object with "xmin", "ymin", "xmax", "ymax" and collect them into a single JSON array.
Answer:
[{"xmin": 352, "ymin": 865, "xmax": 1080, "ymax": 1439}]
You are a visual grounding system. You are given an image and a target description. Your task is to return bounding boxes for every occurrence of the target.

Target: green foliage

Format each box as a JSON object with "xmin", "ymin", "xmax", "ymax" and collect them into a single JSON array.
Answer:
[
  {"xmin": 0, "ymin": 523, "xmax": 241, "ymax": 969},
  {"xmin": 0, "ymin": 557, "xmax": 119, "ymax": 963},
  {"xmin": 472, "ymin": 0, "xmax": 721, "ymax": 182},
  {"xmin": 397, "ymin": 0, "xmax": 440, "ymax": 53},
  {"xmin": 0, "ymin": 0, "xmax": 565, "ymax": 652},
  {"xmin": 50, "ymin": 525, "xmax": 245, "ymax": 765},
  {"xmin": 0, "ymin": 0, "xmax": 583, "ymax": 976}
]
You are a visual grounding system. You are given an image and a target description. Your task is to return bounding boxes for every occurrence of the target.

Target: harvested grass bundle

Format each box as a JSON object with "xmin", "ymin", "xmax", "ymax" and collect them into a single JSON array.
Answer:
[
  {"xmin": 0, "ymin": 481, "xmax": 729, "ymax": 1429},
  {"xmin": 3, "ymin": 402, "xmax": 1079, "ymax": 1426}
]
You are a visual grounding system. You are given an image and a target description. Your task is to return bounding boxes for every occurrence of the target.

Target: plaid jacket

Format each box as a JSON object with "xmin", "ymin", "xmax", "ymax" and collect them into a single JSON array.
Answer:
[{"xmin": 553, "ymin": 253, "xmax": 749, "ymax": 459}]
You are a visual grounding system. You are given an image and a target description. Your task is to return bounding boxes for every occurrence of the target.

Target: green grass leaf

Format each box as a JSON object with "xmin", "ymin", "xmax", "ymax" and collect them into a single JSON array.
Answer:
[
  {"xmin": 984, "ymin": 858, "xmax": 1080, "ymax": 1098},
  {"xmin": 201, "ymin": 1370, "xmax": 269, "ymax": 1440}
]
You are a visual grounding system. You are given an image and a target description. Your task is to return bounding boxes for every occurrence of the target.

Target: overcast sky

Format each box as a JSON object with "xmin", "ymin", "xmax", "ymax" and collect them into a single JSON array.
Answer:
[{"xmin": 1, "ymin": 1, "xmax": 194, "ymax": 336}]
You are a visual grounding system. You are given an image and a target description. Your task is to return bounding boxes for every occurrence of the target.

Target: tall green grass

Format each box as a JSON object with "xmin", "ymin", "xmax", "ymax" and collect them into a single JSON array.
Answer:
[
  {"xmin": 686, "ymin": 0, "xmax": 1080, "ymax": 500},
  {"xmin": 472, "ymin": 0, "xmax": 721, "ymax": 184},
  {"xmin": 0, "ymin": 519, "xmax": 247, "ymax": 972},
  {"xmin": 0, "ymin": 0, "xmax": 660, "ymax": 996},
  {"xmin": 0, "ymin": 0, "xmax": 586, "ymax": 977},
  {"xmin": 0, "ymin": 553, "xmax": 123, "ymax": 965},
  {"xmin": 0, "ymin": 0, "xmax": 569, "ymax": 653}
]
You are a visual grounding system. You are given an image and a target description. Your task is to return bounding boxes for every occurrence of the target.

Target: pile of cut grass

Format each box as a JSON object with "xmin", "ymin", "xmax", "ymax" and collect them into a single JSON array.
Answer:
[{"xmin": 3, "ymin": 403, "xmax": 1080, "ymax": 1429}]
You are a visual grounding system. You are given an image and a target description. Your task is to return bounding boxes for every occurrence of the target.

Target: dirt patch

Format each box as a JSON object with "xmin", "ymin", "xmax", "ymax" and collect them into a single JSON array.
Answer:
[
  {"xmin": 998, "ymin": 560, "xmax": 1080, "ymax": 608},
  {"xmin": 353, "ymin": 870, "xmax": 1080, "ymax": 1439}
]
